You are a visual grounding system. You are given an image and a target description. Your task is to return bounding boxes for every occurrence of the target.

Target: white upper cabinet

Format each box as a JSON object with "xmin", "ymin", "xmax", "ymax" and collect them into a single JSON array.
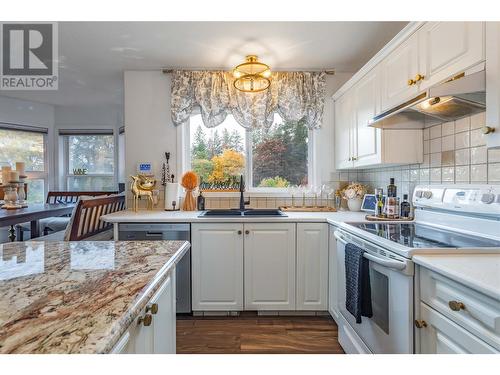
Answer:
[
  {"xmin": 380, "ymin": 31, "xmax": 420, "ymax": 112},
  {"xmin": 334, "ymin": 92, "xmax": 354, "ymax": 169},
  {"xmin": 486, "ymin": 22, "xmax": 500, "ymax": 149},
  {"xmin": 353, "ymin": 67, "xmax": 382, "ymax": 167},
  {"xmin": 296, "ymin": 223, "xmax": 328, "ymax": 311},
  {"xmin": 244, "ymin": 223, "xmax": 296, "ymax": 311},
  {"xmin": 191, "ymin": 223, "xmax": 244, "ymax": 311},
  {"xmin": 419, "ymin": 22, "xmax": 485, "ymax": 91}
]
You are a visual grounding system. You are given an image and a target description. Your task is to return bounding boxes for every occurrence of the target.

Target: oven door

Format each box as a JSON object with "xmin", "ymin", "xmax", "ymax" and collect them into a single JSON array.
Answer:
[{"xmin": 334, "ymin": 229, "xmax": 414, "ymax": 354}]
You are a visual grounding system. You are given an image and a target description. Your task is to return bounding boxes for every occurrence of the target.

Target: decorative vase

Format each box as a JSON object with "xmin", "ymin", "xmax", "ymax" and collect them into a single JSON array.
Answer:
[
  {"xmin": 182, "ymin": 189, "xmax": 196, "ymax": 211},
  {"xmin": 347, "ymin": 198, "xmax": 363, "ymax": 212}
]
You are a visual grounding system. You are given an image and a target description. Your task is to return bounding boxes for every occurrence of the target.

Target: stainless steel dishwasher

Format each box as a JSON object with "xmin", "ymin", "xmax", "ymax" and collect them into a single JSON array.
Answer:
[{"xmin": 118, "ymin": 223, "xmax": 191, "ymax": 314}]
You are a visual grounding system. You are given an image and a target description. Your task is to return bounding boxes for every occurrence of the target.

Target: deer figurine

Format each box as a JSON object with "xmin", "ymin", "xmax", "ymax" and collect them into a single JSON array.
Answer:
[{"xmin": 130, "ymin": 175, "xmax": 155, "ymax": 212}]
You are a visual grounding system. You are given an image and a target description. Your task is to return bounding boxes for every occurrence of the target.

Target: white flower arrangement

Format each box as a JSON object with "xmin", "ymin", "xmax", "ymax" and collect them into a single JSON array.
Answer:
[{"xmin": 341, "ymin": 182, "xmax": 368, "ymax": 200}]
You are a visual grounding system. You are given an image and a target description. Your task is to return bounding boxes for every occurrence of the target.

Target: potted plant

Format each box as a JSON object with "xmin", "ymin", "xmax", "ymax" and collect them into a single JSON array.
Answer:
[{"xmin": 341, "ymin": 183, "xmax": 368, "ymax": 212}]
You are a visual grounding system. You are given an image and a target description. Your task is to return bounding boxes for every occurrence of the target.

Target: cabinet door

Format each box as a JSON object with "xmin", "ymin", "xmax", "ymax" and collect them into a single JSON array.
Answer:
[
  {"xmin": 126, "ymin": 310, "xmax": 153, "ymax": 354},
  {"xmin": 418, "ymin": 303, "xmax": 498, "ymax": 354},
  {"xmin": 191, "ymin": 223, "xmax": 244, "ymax": 311},
  {"xmin": 334, "ymin": 93, "xmax": 354, "ymax": 170},
  {"xmin": 353, "ymin": 68, "xmax": 382, "ymax": 167},
  {"xmin": 296, "ymin": 223, "xmax": 328, "ymax": 310},
  {"xmin": 244, "ymin": 223, "xmax": 296, "ymax": 310},
  {"xmin": 328, "ymin": 225, "xmax": 339, "ymax": 320},
  {"xmin": 380, "ymin": 32, "xmax": 419, "ymax": 111},
  {"xmin": 151, "ymin": 271, "xmax": 176, "ymax": 354},
  {"xmin": 486, "ymin": 22, "xmax": 500, "ymax": 149},
  {"xmin": 419, "ymin": 22, "xmax": 484, "ymax": 90}
]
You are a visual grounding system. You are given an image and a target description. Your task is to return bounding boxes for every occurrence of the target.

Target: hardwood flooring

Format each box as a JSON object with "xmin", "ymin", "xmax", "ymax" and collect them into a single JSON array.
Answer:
[{"xmin": 176, "ymin": 312, "xmax": 344, "ymax": 354}]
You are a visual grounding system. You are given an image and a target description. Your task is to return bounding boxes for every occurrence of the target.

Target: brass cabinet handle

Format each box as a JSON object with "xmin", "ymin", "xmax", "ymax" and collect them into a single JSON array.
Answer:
[
  {"xmin": 449, "ymin": 300, "xmax": 465, "ymax": 311},
  {"xmin": 352, "ymin": 157, "xmax": 357, "ymax": 161},
  {"xmin": 415, "ymin": 319, "xmax": 428, "ymax": 328},
  {"xmin": 237, "ymin": 230, "xmax": 242, "ymax": 235},
  {"xmin": 145, "ymin": 303, "xmax": 158, "ymax": 314},
  {"xmin": 408, "ymin": 79, "xmax": 416, "ymax": 86},
  {"xmin": 414, "ymin": 73, "xmax": 425, "ymax": 82},
  {"xmin": 482, "ymin": 126, "xmax": 495, "ymax": 135},
  {"xmin": 138, "ymin": 313, "xmax": 152, "ymax": 327},
  {"xmin": 245, "ymin": 230, "xmax": 250, "ymax": 235}
]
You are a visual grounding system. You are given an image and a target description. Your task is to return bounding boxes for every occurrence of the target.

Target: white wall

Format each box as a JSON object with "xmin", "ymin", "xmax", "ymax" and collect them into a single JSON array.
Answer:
[
  {"xmin": 123, "ymin": 70, "xmax": 353, "ymax": 204},
  {"xmin": 124, "ymin": 71, "xmax": 177, "ymax": 203}
]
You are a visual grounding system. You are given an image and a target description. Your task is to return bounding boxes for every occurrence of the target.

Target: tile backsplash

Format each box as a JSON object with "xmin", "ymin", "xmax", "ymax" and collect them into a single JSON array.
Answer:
[{"xmin": 351, "ymin": 112, "xmax": 500, "ymax": 198}]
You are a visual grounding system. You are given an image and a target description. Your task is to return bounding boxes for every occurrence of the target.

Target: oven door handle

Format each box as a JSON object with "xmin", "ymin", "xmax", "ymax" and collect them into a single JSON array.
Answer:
[{"xmin": 334, "ymin": 231, "xmax": 406, "ymax": 271}]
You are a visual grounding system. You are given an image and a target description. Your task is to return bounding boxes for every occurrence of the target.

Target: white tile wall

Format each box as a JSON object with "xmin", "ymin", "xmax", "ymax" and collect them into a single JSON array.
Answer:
[{"xmin": 353, "ymin": 112, "xmax": 499, "ymax": 198}]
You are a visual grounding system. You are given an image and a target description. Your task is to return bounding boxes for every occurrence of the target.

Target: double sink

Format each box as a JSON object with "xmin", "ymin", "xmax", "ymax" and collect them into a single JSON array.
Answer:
[{"xmin": 198, "ymin": 209, "xmax": 287, "ymax": 217}]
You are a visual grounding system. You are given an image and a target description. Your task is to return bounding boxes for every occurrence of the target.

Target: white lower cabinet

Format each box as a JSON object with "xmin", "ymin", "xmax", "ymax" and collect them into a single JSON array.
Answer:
[
  {"xmin": 191, "ymin": 223, "xmax": 244, "ymax": 311},
  {"xmin": 112, "ymin": 270, "xmax": 177, "ymax": 354},
  {"xmin": 415, "ymin": 265, "xmax": 499, "ymax": 354},
  {"xmin": 418, "ymin": 303, "xmax": 497, "ymax": 354},
  {"xmin": 191, "ymin": 222, "xmax": 329, "ymax": 312},
  {"xmin": 244, "ymin": 223, "xmax": 296, "ymax": 310},
  {"xmin": 296, "ymin": 223, "xmax": 329, "ymax": 310}
]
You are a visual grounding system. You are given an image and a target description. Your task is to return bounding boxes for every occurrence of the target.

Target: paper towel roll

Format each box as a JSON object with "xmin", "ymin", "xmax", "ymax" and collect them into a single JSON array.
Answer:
[{"xmin": 164, "ymin": 182, "xmax": 180, "ymax": 210}]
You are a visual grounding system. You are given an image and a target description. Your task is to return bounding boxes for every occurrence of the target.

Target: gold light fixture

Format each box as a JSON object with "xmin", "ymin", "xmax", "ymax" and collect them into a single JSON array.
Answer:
[{"xmin": 233, "ymin": 55, "xmax": 271, "ymax": 93}]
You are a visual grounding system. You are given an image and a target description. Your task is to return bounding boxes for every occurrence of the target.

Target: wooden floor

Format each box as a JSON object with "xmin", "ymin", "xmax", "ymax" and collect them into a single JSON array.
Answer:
[{"xmin": 176, "ymin": 312, "xmax": 344, "ymax": 354}]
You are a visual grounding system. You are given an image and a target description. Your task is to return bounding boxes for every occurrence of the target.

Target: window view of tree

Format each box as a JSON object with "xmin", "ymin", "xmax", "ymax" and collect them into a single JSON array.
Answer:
[
  {"xmin": 190, "ymin": 115, "xmax": 245, "ymax": 185},
  {"xmin": 0, "ymin": 129, "xmax": 45, "ymax": 172},
  {"xmin": 0, "ymin": 128, "xmax": 46, "ymax": 203},
  {"xmin": 252, "ymin": 116, "xmax": 308, "ymax": 188},
  {"xmin": 189, "ymin": 114, "xmax": 309, "ymax": 189},
  {"xmin": 66, "ymin": 135, "xmax": 115, "ymax": 191},
  {"xmin": 68, "ymin": 135, "xmax": 114, "ymax": 173}
]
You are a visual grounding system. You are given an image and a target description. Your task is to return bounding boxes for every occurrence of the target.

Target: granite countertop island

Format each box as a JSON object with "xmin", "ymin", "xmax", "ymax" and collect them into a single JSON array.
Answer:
[{"xmin": 0, "ymin": 240, "xmax": 190, "ymax": 354}]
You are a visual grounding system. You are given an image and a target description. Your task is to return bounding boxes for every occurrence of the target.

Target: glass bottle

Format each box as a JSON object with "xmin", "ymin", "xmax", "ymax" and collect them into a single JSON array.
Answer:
[
  {"xmin": 400, "ymin": 194, "xmax": 411, "ymax": 218},
  {"xmin": 387, "ymin": 178, "xmax": 397, "ymax": 198},
  {"xmin": 197, "ymin": 190, "xmax": 205, "ymax": 211},
  {"xmin": 375, "ymin": 188, "xmax": 384, "ymax": 217}
]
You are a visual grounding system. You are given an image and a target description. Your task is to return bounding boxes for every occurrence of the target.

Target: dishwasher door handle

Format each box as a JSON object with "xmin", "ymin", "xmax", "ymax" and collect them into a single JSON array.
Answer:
[{"xmin": 145, "ymin": 232, "xmax": 163, "ymax": 238}]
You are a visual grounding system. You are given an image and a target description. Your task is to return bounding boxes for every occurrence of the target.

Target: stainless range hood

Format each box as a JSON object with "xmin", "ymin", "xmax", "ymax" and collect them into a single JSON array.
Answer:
[{"xmin": 369, "ymin": 70, "xmax": 486, "ymax": 129}]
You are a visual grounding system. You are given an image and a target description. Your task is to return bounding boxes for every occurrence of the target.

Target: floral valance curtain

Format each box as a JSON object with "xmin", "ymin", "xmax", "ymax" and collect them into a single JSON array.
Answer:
[{"xmin": 171, "ymin": 70, "xmax": 327, "ymax": 130}]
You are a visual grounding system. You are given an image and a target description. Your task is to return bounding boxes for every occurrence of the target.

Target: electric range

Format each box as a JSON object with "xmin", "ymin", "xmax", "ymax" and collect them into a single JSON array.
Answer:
[
  {"xmin": 333, "ymin": 184, "xmax": 500, "ymax": 354},
  {"xmin": 339, "ymin": 184, "xmax": 500, "ymax": 258}
]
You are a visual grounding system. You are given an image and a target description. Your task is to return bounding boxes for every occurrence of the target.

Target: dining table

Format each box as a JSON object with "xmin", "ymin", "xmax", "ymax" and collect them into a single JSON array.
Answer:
[{"xmin": 0, "ymin": 203, "xmax": 75, "ymax": 242}]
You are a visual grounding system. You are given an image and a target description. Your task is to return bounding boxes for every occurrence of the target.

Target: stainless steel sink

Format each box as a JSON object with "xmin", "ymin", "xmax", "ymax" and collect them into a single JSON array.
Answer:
[{"xmin": 198, "ymin": 209, "xmax": 286, "ymax": 217}]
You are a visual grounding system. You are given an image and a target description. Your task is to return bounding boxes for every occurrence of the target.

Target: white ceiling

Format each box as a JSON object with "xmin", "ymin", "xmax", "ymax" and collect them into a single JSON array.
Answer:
[{"xmin": 0, "ymin": 21, "xmax": 408, "ymax": 108}]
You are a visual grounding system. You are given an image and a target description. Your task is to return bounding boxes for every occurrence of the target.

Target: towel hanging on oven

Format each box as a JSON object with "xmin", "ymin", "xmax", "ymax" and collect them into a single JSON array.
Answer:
[{"xmin": 345, "ymin": 243, "xmax": 373, "ymax": 323}]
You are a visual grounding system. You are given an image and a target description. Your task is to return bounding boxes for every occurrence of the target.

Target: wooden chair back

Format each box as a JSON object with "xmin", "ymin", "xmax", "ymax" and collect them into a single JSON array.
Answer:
[
  {"xmin": 67, "ymin": 194, "xmax": 125, "ymax": 241},
  {"xmin": 46, "ymin": 191, "xmax": 118, "ymax": 204}
]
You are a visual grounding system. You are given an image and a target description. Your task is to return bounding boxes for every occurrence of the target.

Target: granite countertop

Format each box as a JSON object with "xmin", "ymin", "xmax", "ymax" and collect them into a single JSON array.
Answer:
[
  {"xmin": 0, "ymin": 240, "xmax": 190, "ymax": 354},
  {"xmin": 101, "ymin": 209, "xmax": 370, "ymax": 226},
  {"xmin": 413, "ymin": 254, "xmax": 500, "ymax": 300}
]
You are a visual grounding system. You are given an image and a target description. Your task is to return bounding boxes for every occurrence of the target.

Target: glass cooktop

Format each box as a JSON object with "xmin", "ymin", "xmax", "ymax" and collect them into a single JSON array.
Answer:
[{"xmin": 347, "ymin": 222, "xmax": 500, "ymax": 249}]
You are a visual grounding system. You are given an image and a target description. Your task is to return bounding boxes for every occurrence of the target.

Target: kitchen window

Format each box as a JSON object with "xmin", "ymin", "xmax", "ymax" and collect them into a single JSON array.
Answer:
[
  {"xmin": 60, "ymin": 130, "xmax": 116, "ymax": 191},
  {"xmin": 0, "ymin": 124, "xmax": 48, "ymax": 203},
  {"xmin": 185, "ymin": 113, "xmax": 312, "ymax": 191}
]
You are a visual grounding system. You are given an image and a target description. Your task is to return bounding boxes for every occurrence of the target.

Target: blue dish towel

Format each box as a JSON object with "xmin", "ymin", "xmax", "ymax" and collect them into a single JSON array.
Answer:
[{"xmin": 345, "ymin": 243, "xmax": 373, "ymax": 324}]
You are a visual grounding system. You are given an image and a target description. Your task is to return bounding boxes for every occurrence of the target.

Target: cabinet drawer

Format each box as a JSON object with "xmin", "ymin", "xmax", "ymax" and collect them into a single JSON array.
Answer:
[
  {"xmin": 419, "ymin": 267, "xmax": 500, "ymax": 350},
  {"xmin": 418, "ymin": 302, "xmax": 498, "ymax": 354}
]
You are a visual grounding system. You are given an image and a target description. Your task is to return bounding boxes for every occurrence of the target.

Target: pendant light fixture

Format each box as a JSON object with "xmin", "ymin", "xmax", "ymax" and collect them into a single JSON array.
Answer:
[{"xmin": 232, "ymin": 55, "xmax": 271, "ymax": 93}]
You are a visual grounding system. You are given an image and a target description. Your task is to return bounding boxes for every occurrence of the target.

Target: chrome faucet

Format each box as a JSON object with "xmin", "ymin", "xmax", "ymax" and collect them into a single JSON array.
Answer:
[{"xmin": 239, "ymin": 175, "xmax": 250, "ymax": 210}]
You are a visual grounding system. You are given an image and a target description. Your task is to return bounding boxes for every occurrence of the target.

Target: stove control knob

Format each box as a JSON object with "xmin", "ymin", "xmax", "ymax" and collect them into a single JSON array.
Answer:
[
  {"xmin": 423, "ymin": 191, "xmax": 433, "ymax": 199},
  {"xmin": 481, "ymin": 193, "xmax": 495, "ymax": 204},
  {"xmin": 415, "ymin": 190, "xmax": 423, "ymax": 198}
]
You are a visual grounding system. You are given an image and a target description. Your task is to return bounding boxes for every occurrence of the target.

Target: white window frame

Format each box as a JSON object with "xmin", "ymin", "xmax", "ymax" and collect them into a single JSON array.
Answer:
[
  {"xmin": 61, "ymin": 132, "xmax": 116, "ymax": 191},
  {"xmin": 179, "ymin": 114, "xmax": 316, "ymax": 196},
  {"xmin": 0, "ymin": 124, "xmax": 49, "ymax": 203}
]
